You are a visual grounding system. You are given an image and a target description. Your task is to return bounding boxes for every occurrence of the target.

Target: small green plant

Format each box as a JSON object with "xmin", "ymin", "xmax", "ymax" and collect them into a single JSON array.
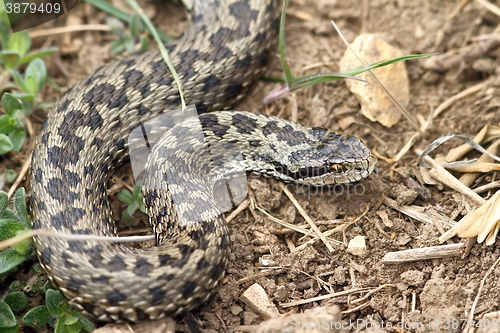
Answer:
[
  {"xmin": 0, "ymin": 294, "xmax": 24, "ymax": 333},
  {"xmin": 1, "ymin": 280, "xmax": 94, "ymax": 333},
  {"xmin": 23, "ymin": 287, "xmax": 95, "ymax": 333},
  {"xmin": 0, "ymin": 188, "xmax": 33, "ymax": 274},
  {"xmin": 4, "ymin": 169, "xmax": 17, "ymax": 183},
  {"xmin": 0, "ymin": 14, "xmax": 56, "ymax": 154},
  {"xmin": 109, "ymin": 14, "xmax": 149, "ymax": 54},
  {"xmin": 118, "ymin": 182, "xmax": 146, "ymax": 221},
  {"xmin": 0, "ymin": 93, "xmax": 27, "ymax": 153},
  {"xmin": 0, "ymin": 287, "xmax": 30, "ymax": 333}
]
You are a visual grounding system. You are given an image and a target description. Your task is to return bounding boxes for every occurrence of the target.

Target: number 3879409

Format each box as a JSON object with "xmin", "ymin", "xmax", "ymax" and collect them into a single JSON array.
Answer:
[{"xmin": 5, "ymin": 2, "xmax": 61, "ymax": 14}]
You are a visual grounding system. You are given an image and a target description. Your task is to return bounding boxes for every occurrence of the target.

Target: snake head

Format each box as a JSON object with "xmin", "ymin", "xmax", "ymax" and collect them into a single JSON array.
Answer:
[{"xmin": 275, "ymin": 131, "xmax": 377, "ymax": 186}]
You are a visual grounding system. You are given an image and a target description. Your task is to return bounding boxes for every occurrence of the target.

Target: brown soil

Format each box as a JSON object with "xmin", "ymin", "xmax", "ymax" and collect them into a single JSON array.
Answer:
[{"xmin": 10, "ymin": 0, "xmax": 500, "ymax": 332}]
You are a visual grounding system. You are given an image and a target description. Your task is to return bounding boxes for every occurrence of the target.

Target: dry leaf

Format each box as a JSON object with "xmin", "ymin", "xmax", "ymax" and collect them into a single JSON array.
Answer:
[
  {"xmin": 339, "ymin": 34, "xmax": 409, "ymax": 128},
  {"xmin": 439, "ymin": 191, "xmax": 500, "ymax": 245}
]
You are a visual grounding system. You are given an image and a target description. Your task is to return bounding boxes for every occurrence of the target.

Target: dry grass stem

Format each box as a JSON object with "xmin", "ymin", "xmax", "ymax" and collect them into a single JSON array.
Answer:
[
  {"xmin": 7, "ymin": 153, "xmax": 31, "ymax": 198},
  {"xmin": 415, "ymin": 149, "xmax": 485, "ymax": 205},
  {"xmin": 29, "ymin": 24, "xmax": 111, "ymax": 38},
  {"xmin": 381, "ymin": 243, "xmax": 465, "ymax": 263},
  {"xmin": 278, "ymin": 182, "xmax": 334, "ymax": 252}
]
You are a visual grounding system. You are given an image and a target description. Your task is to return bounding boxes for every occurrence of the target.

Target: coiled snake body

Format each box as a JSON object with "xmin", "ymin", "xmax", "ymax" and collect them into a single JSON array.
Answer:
[{"xmin": 30, "ymin": 0, "xmax": 376, "ymax": 322}]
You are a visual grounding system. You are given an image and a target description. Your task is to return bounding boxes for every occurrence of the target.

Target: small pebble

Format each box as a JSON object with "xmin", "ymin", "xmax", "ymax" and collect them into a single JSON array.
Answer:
[{"xmin": 347, "ymin": 235, "xmax": 367, "ymax": 256}]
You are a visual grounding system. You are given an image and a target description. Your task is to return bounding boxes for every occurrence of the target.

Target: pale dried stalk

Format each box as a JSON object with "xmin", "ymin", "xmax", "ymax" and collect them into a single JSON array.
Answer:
[{"xmin": 381, "ymin": 243, "xmax": 465, "ymax": 263}]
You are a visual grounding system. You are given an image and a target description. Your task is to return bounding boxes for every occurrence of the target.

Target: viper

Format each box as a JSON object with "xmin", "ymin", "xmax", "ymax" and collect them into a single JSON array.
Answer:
[{"xmin": 29, "ymin": 0, "xmax": 376, "ymax": 322}]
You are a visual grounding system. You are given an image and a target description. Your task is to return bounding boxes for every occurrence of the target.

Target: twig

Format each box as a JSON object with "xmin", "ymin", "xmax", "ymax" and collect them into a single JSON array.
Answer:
[
  {"xmin": 8, "ymin": 153, "xmax": 31, "ymax": 198},
  {"xmin": 226, "ymin": 199, "xmax": 250, "ymax": 223},
  {"xmin": 416, "ymin": 149, "xmax": 485, "ymax": 205},
  {"xmin": 280, "ymin": 287, "xmax": 373, "ymax": 308},
  {"xmin": 29, "ymin": 25, "xmax": 111, "ymax": 38},
  {"xmin": 432, "ymin": 82, "xmax": 487, "ymax": 119},
  {"xmin": 475, "ymin": 0, "xmax": 500, "ymax": 17},
  {"xmin": 383, "ymin": 197, "xmax": 453, "ymax": 228},
  {"xmin": 381, "ymin": 243, "xmax": 465, "ymax": 263},
  {"xmin": 278, "ymin": 182, "xmax": 334, "ymax": 252},
  {"xmin": 0, "ymin": 229, "xmax": 154, "ymax": 250}
]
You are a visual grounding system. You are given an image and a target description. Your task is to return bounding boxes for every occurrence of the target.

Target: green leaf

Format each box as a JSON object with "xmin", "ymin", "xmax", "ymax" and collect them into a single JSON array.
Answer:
[
  {"xmin": 0, "ymin": 218, "xmax": 26, "ymax": 240},
  {"xmin": 126, "ymin": 201, "xmax": 139, "ymax": 216},
  {"xmin": 0, "ymin": 190, "xmax": 8, "ymax": 213},
  {"xmin": 24, "ymin": 58, "xmax": 47, "ymax": 96},
  {"xmin": 5, "ymin": 291, "xmax": 27, "ymax": 311},
  {"xmin": 138, "ymin": 36, "xmax": 149, "ymax": 52},
  {"xmin": 0, "ymin": 324, "xmax": 19, "ymax": 333},
  {"xmin": 32, "ymin": 278, "xmax": 48, "ymax": 292},
  {"xmin": 44, "ymin": 280, "xmax": 55, "ymax": 293},
  {"xmin": 61, "ymin": 313, "xmax": 79, "ymax": 326},
  {"xmin": 10, "ymin": 70, "xmax": 27, "ymax": 93},
  {"xmin": 0, "ymin": 50, "xmax": 20, "ymax": 70},
  {"xmin": 66, "ymin": 320, "xmax": 83, "ymax": 333},
  {"xmin": 22, "ymin": 305, "xmax": 53, "ymax": 328},
  {"xmin": 11, "ymin": 91, "xmax": 35, "ymax": 112},
  {"xmin": 0, "ymin": 115, "xmax": 20, "ymax": 134},
  {"xmin": 0, "ymin": 217, "xmax": 32, "ymax": 256},
  {"xmin": 0, "ymin": 15, "xmax": 10, "ymax": 48},
  {"xmin": 84, "ymin": 0, "xmax": 130, "ymax": 22},
  {"xmin": 46, "ymin": 289, "xmax": 70, "ymax": 316},
  {"xmin": 36, "ymin": 101, "xmax": 55, "ymax": 109},
  {"xmin": 84, "ymin": 0, "xmax": 170, "ymax": 43},
  {"xmin": 8, "ymin": 32, "xmax": 31, "ymax": 58},
  {"xmin": 278, "ymin": 0, "xmax": 293, "ymax": 86},
  {"xmin": 110, "ymin": 34, "xmax": 134, "ymax": 55},
  {"xmin": 1, "ymin": 93, "xmax": 22, "ymax": 116},
  {"xmin": 130, "ymin": 14, "xmax": 143, "ymax": 36},
  {"xmin": 8, "ymin": 279, "xmax": 27, "ymax": 292},
  {"xmin": 9, "ymin": 127, "xmax": 25, "ymax": 152},
  {"xmin": 11, "ymin": 235, "xmax": 32, "ymax": 256},
  {"xmin": 132, "ymin": 182, "xmax": 142, "ymax": 197},
  {"xmin": 289, "ymin": 72, "xmax": 364, "ymax": 91},
  {"xmin": 4, "ymin": 169, "xmax": 17, "ymax": 183},
  {"xmin": 13, "ymin": 187, "xmax": 29, "ymax": 228},
  {"xmin": 54, "ymin": 317, "xmax": 67, "ymax": 333},
  {"xmin": 0, "ymin": 247, "xmax": 27, "ymax": 274},
  {"xmin": 117, "ymin": 189, "xmax": 133, "ymax": 204},
  {"xmin": 75, "ymin": 314, "xmax": 94, "ymax": 332},
  {"xmin": 0, "ymin": 207, "xmax": 17, "ymax": 221},
  {"xmin": 0, "ymin": 300, "xmax": 17, "ymax": 328},
  {"xmin": 0, "ymin": 82, "xmax": 19, "ymax": 95},
  {"xmin": 20, "ymin": 47, "xmax": 58, "ymax": 65},
  {"xmin": 0, "ymin": 133, "xmax": 13, "ymax": 154}
]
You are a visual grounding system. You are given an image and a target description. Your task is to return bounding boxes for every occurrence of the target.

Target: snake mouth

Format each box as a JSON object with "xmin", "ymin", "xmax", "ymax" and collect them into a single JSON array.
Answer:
[{"xmin": 272, "ymin": 153, "xmax": 377, "ymax": 185}]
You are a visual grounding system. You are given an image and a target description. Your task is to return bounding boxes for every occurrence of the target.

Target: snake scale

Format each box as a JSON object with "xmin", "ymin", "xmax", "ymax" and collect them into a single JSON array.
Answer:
[{"xmin": 29, "ymin": 0, "xmax": 377, "ymax": 323}]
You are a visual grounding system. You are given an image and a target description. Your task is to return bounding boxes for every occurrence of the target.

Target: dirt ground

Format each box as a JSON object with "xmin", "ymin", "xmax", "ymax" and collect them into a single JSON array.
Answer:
[{"xmin": 9, "ymin": 0, "xmax": 500, "ymax": 332}]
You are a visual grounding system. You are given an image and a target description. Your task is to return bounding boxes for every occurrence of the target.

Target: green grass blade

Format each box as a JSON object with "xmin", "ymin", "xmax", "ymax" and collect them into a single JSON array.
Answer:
[
  {"xmin": 83, "ymin": 0, "xmax": 130, "ymax": 22},
  {"xmin": 83, "ymin": 0, "xmax": 170, "ymax": 43},
  {"xmin": 340, "ymin": 53, "xmax": 439, "ymax": 77},
  {"xmin": 278, "ymin": 0, "xmax": 293, "ymax": 85},
  {"xmin": 290, "ymin": 72, "xmax": 365, "ymax": 91},
  {"xmin": 288, "ymin": 53, "xmax": 437, "ymax": 92},
  {"xmin": 123, "ymin": 0, "xmax": 185, "ymax": 109}
]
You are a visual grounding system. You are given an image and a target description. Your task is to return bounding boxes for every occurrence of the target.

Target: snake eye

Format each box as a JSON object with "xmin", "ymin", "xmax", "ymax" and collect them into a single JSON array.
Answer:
[{"xmin": 330, "ymin": 164, "xmax": 345, "ymax": 173}]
